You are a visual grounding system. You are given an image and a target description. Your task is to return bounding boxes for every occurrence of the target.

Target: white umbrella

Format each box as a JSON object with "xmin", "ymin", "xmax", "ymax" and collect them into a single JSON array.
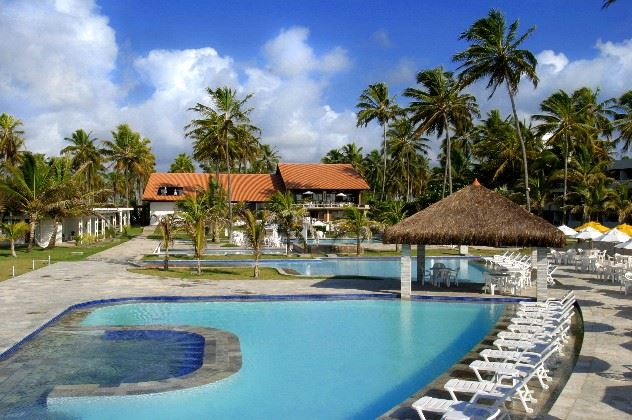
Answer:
[
  {"xmin": 615, "ymin": 239, "xmax": 632, "ymax": 249},
  {"xmin": 312, "ymin": 220, "xmax": 326, "ymax": 227},
  {"xmin": 557, "ymin": 224, "xmax": 577, "ymax": 236},
  {"xmin": 303, "ymin": 191, "xmax": 314, "ymax": 195},
  {"xmin": 336, "ymin": 192, "xmax": 347, "ymax": 197},
  {"xmin": 595, "ymin": 228, "xmax": 630, "ymax": 243},
  {"xmin": 574, "ymin": 226, "xmax": 602, "ymax": 240}
]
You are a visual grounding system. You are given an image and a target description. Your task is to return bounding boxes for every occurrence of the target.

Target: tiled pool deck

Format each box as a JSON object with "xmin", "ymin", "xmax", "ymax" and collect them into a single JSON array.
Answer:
[{"xmin": 0, "ymin": 232, "xmax": 630, "ymax": 418}]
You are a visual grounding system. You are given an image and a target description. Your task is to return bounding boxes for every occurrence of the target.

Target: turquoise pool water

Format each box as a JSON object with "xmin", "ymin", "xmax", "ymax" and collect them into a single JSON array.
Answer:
[
  {"xmin": 151, "ymin": 257, "xmax": 487, "ymax": 283},
  {"xmin": 41, "ymin": 300, "xmax": 503, "ymax": 419}
]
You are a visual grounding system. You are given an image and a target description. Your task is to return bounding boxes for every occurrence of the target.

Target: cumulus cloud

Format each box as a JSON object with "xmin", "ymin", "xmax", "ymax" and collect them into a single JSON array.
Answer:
[{"xmin": 387, "ymin": 58, "xmax": 418, "ymax": 85}]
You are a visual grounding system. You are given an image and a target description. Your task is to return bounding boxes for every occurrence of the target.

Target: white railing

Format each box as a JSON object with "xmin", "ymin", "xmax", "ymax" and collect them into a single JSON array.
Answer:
[{"xmin": 301, "ymin": 202, "xmax": 369, "ymax": 209}]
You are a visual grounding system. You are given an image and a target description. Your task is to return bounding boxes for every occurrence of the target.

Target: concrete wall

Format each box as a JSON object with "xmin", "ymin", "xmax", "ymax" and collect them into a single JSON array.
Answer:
[{"xmin": 149, "ymin": 202, "xmax": 177, "ymax": 225}]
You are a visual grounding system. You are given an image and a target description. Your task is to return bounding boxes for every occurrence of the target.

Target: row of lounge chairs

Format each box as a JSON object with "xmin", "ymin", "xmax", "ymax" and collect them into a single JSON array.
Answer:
[{"xmin": 412, "ymin": 291, "xmax": 576, "ymax": 419}]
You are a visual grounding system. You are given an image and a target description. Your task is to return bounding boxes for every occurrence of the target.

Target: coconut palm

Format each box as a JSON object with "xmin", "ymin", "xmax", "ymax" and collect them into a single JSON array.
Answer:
[
  {"xmin": 404, "ymin": 67, "xmax": 478, "ymax": 196},
  {"xmin": 321, "ymin": 148, "xmax": 345, "ymax": 164},
  {"xmin": 186, "ymin": 87, "xmax": 260, "ymax": 240},
  {"xmin": 158, "ymin": 214, "xmax": 180, "ymax": 270},
  {"xmin": 0, "ymin": 154, "xmax": 65, "ymax": 252},
  {"xmin": 0, "ymin": 113, "xmax": 25, "ymax": 167},
  {"xmin": 454, "ymin": 9, "xmax": 538, "ymax": 210},
  {"xmin": 356, "ymin": 82, "xmax": 401, "ymax": 199},
  {"xmin": 362, "ymin": 149, "xmax": 383, "ymax": 197},
  {"xmin": 177, "ymin": 191, "xmax": 210, "ymax": 275},
  {"xmin": 532, "ymin": 90, "xmax": 595, "ymax": 223},
  {"xmin": 0, "ymin": 221, "xmax": 29, "ymax": 257},
  {"xmin": 376, "ymin": 200, "xmax": 408, "ymax": 251},
  {"xmin": 613, "ymin": 90, "xmax": 632, "ymax": 152},
  {"xmin": 62, "ymin": 129, "xmax": 103, "ymax": 198},
  {"xmin": 169, "ymin": 153, "xmax": 195, "ymax": 173},
  {"xmin": 387, "ymin": 118, "xmax": 430, "ymax": 201},
  {"xmin": 253, "ymin": 144, "xmax": 280, "ymax": 173},
  {"xmin": 268, "ymin": 191, "xmax": 305, "ymax": 255},
  {"xmin": 605, "ymin": 184, "xmax": 632, "ymax": 223},
  {"xmin": 240, "ymin": 208, "xmax": 267, "ymax": 278},
  {"xmin": 205, "ymin": 178, "xmax": 228, "ymax": 243},
  {"xmin": 335, "ymin": 207, "xmax": 381, "ymax": 256}
]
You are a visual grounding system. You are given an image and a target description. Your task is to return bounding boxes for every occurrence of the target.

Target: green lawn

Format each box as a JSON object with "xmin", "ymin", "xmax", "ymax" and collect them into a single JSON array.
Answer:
[{"xmin": 0, "ymin": 230, "xmax": 141, "ymax": 282}]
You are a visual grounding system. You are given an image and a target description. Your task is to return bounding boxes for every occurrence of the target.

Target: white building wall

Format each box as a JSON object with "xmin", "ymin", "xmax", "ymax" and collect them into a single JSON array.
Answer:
[{"xmin": 149, "ymin": 202, "xmax": 177, "ymax": 225}]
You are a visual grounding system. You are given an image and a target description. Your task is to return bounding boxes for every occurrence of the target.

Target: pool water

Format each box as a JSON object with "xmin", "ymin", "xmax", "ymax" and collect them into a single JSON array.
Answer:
[{"xmin": 0, "ymin": 299, "xmax": 506, "ymax": 419}]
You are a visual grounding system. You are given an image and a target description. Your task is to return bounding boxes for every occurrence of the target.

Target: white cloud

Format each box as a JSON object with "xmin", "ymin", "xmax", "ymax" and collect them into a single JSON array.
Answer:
[
  {"xmin": 372, "ymin": 30, "xmax": 391, "ymax": 48},
  {"xmin": 387, "ymin": 58, "xmax": 418, "ymax": 85}
]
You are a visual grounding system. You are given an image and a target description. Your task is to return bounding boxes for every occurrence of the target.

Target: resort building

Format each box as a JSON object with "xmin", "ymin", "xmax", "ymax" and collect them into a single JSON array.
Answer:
[{"xmin": 142, "ymin": 163, "xmax": 370, "ymax": 224}]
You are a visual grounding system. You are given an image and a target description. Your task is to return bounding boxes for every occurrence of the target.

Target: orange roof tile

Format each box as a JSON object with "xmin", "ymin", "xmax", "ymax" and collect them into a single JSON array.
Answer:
[
  {"xmin": 277, "ymin": 163, "xmax": 369, "ymax": 190},
  {"xmin": 142, "ymin": 172, "xmax": 281, "ymax": 203}
]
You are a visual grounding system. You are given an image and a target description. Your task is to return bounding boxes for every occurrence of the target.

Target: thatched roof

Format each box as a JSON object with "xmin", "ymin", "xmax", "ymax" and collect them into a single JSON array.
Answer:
[{"xmin": 384, "ymin": 180, "xmax": 565, "ymax": 248}]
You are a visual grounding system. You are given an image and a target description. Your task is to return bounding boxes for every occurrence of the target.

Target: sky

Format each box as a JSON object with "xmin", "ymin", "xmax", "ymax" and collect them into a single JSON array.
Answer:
[{"xmin": 1, "ymin": 0, "xmax": 631, "ymax": 170}]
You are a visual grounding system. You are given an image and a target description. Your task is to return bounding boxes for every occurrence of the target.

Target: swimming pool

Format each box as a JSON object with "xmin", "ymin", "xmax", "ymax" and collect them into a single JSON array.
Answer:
[
  {"xmin": 146, "ymin": 257, "xmax": 488, "ymax": 283},
  {"xmin": 1, "ymin": 299, "xmax": 503, "ymax": 419}
]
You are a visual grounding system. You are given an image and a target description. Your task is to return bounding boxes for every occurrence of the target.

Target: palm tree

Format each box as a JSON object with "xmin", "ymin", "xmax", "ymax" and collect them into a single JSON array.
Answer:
[
  {"xmin": 532, "ymin": 90, "xmax": 595, "ymax": 223},
  {"xmin": 340, "ymin": 142, "xmax": 365, "ymax": 172},
  {"xmin": 268, "ymin": 191, "xmax": 305, "ymax": 255},
  {"xmin": 0, "ymin": 113, "xmax": 25, "ymax": 167},
  {"xmin": 404, "ymin": 67, "xmax": 478, "ymax": 196},
  {"xmin": 240, "ymin": 208, "xmax": 267, "ymax": 278},
  {"xmin": 169, "ymin": 153, "xmax": 195, "ymax": 173},
  {"xmin": 0, "ymin": 221, "xmax": 29, "ymax": 257},
  {"xmin": 321, "ymin": 148, "xmax": 345, "ymax": 164},
  {"xmin": 62, "ymin": 129, "xmax": 103, "ymax": 198},
  {"xmin": 0, "ymin": 154, "xmax": 64, "ymax": 252},
  {"xmin": 613, "ymin": 90, "xmax": 632, "ymax": 152},
  {"xmin": 362, "ymin": 149, "xmax": 383, "ymax": 197},
  {"xmin": 356, "ymin": 82, "xmax": 401, "ymax": 199},
  {"xmin": 158, "ymin": 214, "xmax": 179, "ymax": 270},
  {"xmin": 605, "ymin": 184, "xmax": 632, "ymax": 223},
  {"xmin": 335, "ymin": 207, "xmax": 381, "ymax": 256},
  {"xmin": 387, "ymin": 118, "xmax": 430, "ymax": 201},
  {"xmin": 176, "ymin": 191, "xmax": 210, "ymax": 275},
  {"xmin": 377, "ymin": 200, "xmax": 408, "ymax": 251},
  {"xmin": 186, "ymin": 87, "xmax": 260, "ymax": 240},
  {"xmin": 253, "ymin": 144, "xmax": 280, "ymax": 173},
  {"xmin": 102, "ymin": 124, "xmax": 154, "ymax": 207},
  {"xmin": 454, "ymin": 9, "xmax": 538, "ymax": 210},
  {"xmin": 205, "ymin": 178, "xmax": 228, "ymax": 242}
]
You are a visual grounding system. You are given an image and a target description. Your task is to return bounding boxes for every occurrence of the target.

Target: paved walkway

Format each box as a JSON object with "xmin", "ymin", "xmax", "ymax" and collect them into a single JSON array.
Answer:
[
  {"xmin": 547, "ymin": 266, "xmax": 632, "ymax": 419},
  {"xmin": 0, "ymin": 236, "xmax": 630, "ymax": 418}
]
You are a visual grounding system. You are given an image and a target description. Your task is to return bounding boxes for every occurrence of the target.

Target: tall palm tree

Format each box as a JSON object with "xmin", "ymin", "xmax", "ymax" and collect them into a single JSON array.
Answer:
[
  {"xmin": 169, "ymin": 153, "xmax": 195, "ymax": 173},
  {"xmin": 62, "ymin": 129, "xmax": 103, "ymax": 197},
  {"xmin": 404, "ymin": 67, "xmax": 479, "ymax": 196},
  {"xmin": 186, "ymin": 87, "xmax": 260, "ymax": 240},
  {"xmin": 0, "ymin": 113, "xmax": 25, "ymax": 167},
  {"xmin": 362, "ymin": 149, "xmax": 383, "ymax": 197},
  {"xmin": 454, "ymin": 9, "xmax": 538, "ymax": 210},
  {"xmin": 387, "ymin": 118, "xmax": 430, "ymax": 201},
  {"xmin": 613, "ymin": 90, "xmax": 632, "ymax": 152},
  {"xmin": 340, "ymin": 142, "xmax": 365, "ymax": 172},
  {"xmin": 253, "ymin": 144, "xmax": 280, "ymax": 173},
  {"xmin": 102, "ymin": 124, "xmax": 154, "ymax": 207},
  {"xmin": 240, "ymin": 208, "xmax": 267, "ymax": 278},
  {"xmin": 177, "ymin": 191, "xmax": 210, "ymax": 275},
  {"xmin": 532, "ymin": 90, "xmax": 595, "ymax": 223},
  {"xmin": 377, "ymin": 200, "xmax": 408, "ymax": 251},
  {"xmin": 356, "ymin": 82, "xmax": 401, "ymax": 199},
  {"xmin": 268, "ymin": 191, "xmax": 305, "ymax": 255},
  {"xmin": 321, "ymin": 148, "xmax": 345, "ymax": 164}
]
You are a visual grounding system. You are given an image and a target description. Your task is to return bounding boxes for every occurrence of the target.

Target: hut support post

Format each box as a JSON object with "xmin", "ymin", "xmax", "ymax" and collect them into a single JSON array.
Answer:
[
  {"xmin": 536, "ymin": 247, "xmax": 548, "ymax": 302},
  {"xmin": 401, "ymin": 244, "xmax": 412, "ymax": 300},
  {"xmin": 416, "ymin": 244, "xmax": 426, "ymax": 285}
]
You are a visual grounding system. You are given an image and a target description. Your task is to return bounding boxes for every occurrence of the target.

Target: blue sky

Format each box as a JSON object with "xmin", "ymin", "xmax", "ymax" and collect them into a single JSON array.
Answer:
[{"xmin": 1, "ymin": 0, "xmax": 631, "ymax": 169}]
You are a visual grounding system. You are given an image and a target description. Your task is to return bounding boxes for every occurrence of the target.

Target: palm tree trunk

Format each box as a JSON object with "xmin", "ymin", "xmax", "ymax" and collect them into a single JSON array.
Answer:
[
  {"xmin": 444, "ymin": 115, "xmax": 453, "ymax": 195},
  {"xmin": 506, "ymin": 83, "xmax": 530, "ymax": 212},
  {"xmin": 382, "ymin": 123, "xmax": 387, "ymax": 200},
  {"xmin": 10, "ymin": 239, "xmax": 16, "ymax": 257},
  {"xmin": 27, "ymin": 218, "xmax": 35, "ymax": 253},
  {"xmin": 47, "ymin": 218, "xmax": 60, "ymax": 249},
  {"xmin": 124, "ymin": 168, "xmax": 130, "ymax": 208},
  {"xmin": 356, "ymin": 233, "xmax": 361, "ymax": 256},
  {"xmin": 254, "ymin": 254, "xmax": 260, "ymax": 278},
  {"xmin": 163, "ymin": 242, "xmax": 169, "ymax": 270},
  {"xmin": 226, "ymin": 134, "xmax": 233, "ymax": 243},
  {"xmin": 442, "ymin": 146, "xmax": 448, "ymax": 198},
  {"xmin": 563, "ymin": 137, "xmax": 569, "ymax": 225}
]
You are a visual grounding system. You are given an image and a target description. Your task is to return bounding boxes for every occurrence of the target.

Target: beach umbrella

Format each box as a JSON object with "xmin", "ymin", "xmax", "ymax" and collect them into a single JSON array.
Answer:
[
  {"xmin": 557, "ymin": 225, "xmax": 577, "ymax": 236},
  {"xmin": 575, "ymin": 221, "xmax": 609, "ymax": 233},
  {"xmin": 336, "ymin": 192, "xmax": 347, "ymax": 197},
  {"xmin": 574, "ymin": 226, "xmax": 602, "ymax": 240},
  {"xmin": 615, "ymin": 239, "xmax": 632, "ymax": 249},
  {"xmin": 312, "ymin": 220, "xmax": 327, "ymax": 227},
  {"xmin": 595, "ymin": 228, "xmax": 630, "ymax": 243},
  {"xmin": 303, "ymin": 191, "xmax": 314, "ymax": 195},
  {"xmin": 616, "ymin": 224, "xmax": 632, "ymax": 236}
]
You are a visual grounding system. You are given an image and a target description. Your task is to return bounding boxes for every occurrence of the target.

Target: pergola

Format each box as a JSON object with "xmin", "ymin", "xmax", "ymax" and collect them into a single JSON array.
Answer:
[{"xmin": 383, "ymin": 180, "xmax": 566, "ymax": 301}]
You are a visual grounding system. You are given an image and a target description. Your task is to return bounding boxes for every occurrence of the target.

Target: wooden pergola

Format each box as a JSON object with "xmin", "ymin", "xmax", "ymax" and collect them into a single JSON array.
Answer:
[{"xmin": 383, "ymin": 180, "xmax": 566, "ymax": 301}]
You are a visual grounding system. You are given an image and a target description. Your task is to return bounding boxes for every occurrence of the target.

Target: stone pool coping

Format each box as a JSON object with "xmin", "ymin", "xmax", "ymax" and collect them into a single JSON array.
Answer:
[{"xmin": 47, "ymin": 325, "xmax": 242, "ymax": 399}]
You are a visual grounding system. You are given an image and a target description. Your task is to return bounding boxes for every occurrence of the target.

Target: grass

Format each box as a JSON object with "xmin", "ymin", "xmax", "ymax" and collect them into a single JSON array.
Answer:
[
  {"xmin": 129, "ymin": 266, "xmax": 310, "ymax": 280},
  {"xmin": 0, "ymin": 229, "xmax": 142, "ymax": 282}
]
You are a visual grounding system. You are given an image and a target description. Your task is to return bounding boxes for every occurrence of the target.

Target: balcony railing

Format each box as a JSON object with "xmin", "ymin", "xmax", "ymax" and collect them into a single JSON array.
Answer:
[{"xmin": 301, "ymin": 202, "xmax": 368, "ymax": 209}]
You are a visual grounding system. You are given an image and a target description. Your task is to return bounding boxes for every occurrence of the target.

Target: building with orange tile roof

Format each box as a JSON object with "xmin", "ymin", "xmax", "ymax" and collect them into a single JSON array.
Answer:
[{"xmin": 143, "ymin": 163, "xmax": 369, "ymax": 224}]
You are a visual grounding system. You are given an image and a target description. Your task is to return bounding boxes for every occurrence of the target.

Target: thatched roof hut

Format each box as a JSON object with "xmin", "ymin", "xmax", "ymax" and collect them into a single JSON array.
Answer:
[{"xmin": 384, "ymin": 180, "xmax": 565, "ymax": 248}]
